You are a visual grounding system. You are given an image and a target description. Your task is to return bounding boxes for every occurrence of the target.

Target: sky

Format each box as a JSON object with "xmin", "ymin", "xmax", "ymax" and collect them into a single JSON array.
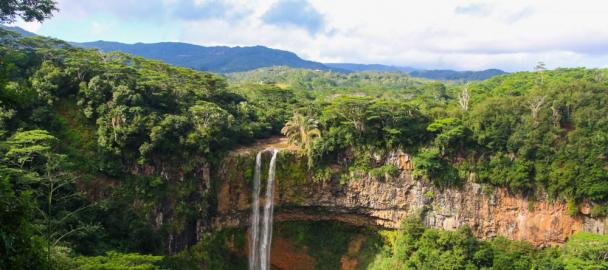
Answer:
[{"xmin": 10, "ymin": 0, "xmax": 608, "ymax": 72}]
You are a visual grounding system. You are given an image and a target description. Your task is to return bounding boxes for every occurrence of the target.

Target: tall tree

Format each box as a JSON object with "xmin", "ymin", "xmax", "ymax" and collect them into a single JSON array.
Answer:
[
  {"xmin": 5, "ymin": 130, "xmax": 95, "ymax": 269},
  {"xmin": 0, "ymin": 0, "xmax": 57, "ymax": 23},
  {"xmin": 535, "ymin": 61, "xmax": 547, "ymax": 85}
]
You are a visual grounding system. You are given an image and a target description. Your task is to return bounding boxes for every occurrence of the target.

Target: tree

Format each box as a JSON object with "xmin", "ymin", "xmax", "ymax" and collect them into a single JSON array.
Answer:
[
  {"xmin": 189, "ymin": 101, "xmax": 233, "ymax": 134},
  {"xmin": 427, "ymin": 117, "xmax": 469, "ymax": 155},
  {"xmin": 458, "ymin": 85, "xmax": 470, "ymax": 111},
  {"xmin": 5, "ymin": 130, "xmax": 96, "ymax": 269},
  {"xmin": 4, "ymin": 129, "xmax": 57, "ymax": 169},
  {"xmin": 550, "ymin": 100, "xmax": 561, "ymax": 128},
  {"xmin": 535, "ymin": 61, "xmax": 547, "ymax": 85},
  {"xmin": 367, "ymin": 99, "xmax": 428, "ymax": 148},
  {"xmin": 0, "ymin": 0, "xmax": 57, "ymax": 23},
  {"xmin": 0, "ymin": 175, "xmax": 46, "ymax": 269},
  {"xmin": 37, "ymin": 154, "xmax": 97, "ymax": 269},
  {"xmin": 527, "ymin": 95, "xmax": 546, "ymax": 125},
  {"xmin": 322, "ymin": 95, "xmax": 372, "ymax": 134},
  {"xmin": 281, "ymin": 113, "xmax": 321, "ymax": 168}
]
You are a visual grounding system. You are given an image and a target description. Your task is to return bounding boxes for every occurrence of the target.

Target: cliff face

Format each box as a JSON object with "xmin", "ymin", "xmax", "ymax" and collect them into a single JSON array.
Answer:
[
  {"xmin": 129, "ymin": 157, "xmax": 211, "ymax": 254},
  {"xmin": 212, "ymin": 145, "xmax": 607, "ymax": 247}
]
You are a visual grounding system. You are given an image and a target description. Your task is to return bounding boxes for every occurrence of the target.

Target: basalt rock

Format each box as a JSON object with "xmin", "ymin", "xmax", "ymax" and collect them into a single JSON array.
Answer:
[{"xmin": 212, "ymin": 145, "xmax": 607, "ymax": 247}]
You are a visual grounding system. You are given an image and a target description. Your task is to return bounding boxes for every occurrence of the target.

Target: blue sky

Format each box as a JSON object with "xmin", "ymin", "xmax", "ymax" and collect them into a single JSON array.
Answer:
[{"xmin": 10, "ymin": 0, "xmax": 608, "ymax": 71}]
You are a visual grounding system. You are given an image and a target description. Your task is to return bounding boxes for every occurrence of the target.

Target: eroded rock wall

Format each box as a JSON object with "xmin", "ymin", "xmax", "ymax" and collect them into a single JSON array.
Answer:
[{"xmin": 212, "ymin": 149, "xmax": 607, "ymax": 247}]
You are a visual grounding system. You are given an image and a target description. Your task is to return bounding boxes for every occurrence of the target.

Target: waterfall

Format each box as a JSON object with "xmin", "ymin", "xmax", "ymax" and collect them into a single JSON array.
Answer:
[
  {"xmin": 260, "ymin": 149, "xmax": 278, "ymax": 270},
  {"xmin": 248, "ymin": 151, "xmax": 263, "ymax": 270},
  {"xmin": 249, "ymin": 149, "xmax": 279, "ymax": 270}
]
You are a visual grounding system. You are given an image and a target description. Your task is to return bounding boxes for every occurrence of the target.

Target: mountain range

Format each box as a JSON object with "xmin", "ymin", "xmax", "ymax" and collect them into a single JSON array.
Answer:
[
  {"xmin": 77, "ymin": 41, "xmax": 330, "ymax": 73},
  {"xmin": 1, "ymin": 25, "xmax": 507, "ymax": 80}
]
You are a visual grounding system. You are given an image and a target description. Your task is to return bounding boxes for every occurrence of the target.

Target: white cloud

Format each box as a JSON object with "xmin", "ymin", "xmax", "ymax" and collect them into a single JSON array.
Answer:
[
  {"xmin": 91, "ymin": 21, "xmax": 109, "ymax": 35},
  {"xmin": 12, "ymin": 21, "xmax": 42, "ymax": 33},
  {"xmin": 11, "ymin": 0, "xmax": 608, "ymax": 71}
]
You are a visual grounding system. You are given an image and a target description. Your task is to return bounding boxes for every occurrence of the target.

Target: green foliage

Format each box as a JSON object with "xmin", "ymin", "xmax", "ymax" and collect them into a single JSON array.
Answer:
[
  {"xmin": 369, "ymin": 164, "xmax": 400, "ymax": 180},
  {"xmin": 0, "ymin": 0, "xmax": 57, "ymax": 23},
  {"xmin": 368, "ymin": 217, "xmax": 568, "ymax": 270},
  {"xmin": 228, "ymin": 67, "xmax": 431, "ymax": 97},
  {"xmin": 316, "ymin": 95, "xmax": 429, "ymax": 162},
  {"xmin": 369, "ymin": 216, "xmax": 479, "ymax": 270},
  {"xmin": 281, "ymin": 113, "xmax": 321, "ymax": 168},
  {"xmin": 236, "ymin": 83, "xmax": 297, "ymax": 136},
  {"xmin": 0, "ymin": 30, "xmax": 258, "ymax": 267},
  {"xmin": 427, "ymin": 117, "xmax": 470, "ymax": 155},
  {"xmin": 369, "ymin": 217, "xmax": 607, "ymax": 270},
  {"xmin": 464, "ymin": 69, "xmax": 608, "ymax": 203},
  {"xmin": 275, "ymin": 151, "xmax": 308, "ymax": 185},
  {"xmin": 69, "ymin": 251, "xmax": 163, "ymax": 270},
  {"xmin": 0, "ymin": 176, "xmax": 46, "ymax": 269},
  {"xmin": 413, "ymin": 148, "xmax": 459, "ymax": 188},
  {"xmin": 590, "ymin": 204, "xmax": 608, "ymax": 218},
  {"xmin": 3, "ymin": 129, "xmax": 98, "ymax": 268},
  {"xmin": 561, "ymin": 232, "xmax": 608, "ymax": 269},
  {"xmin": 161, "ymin": 229, "xmax": 246, "ymax": 270},
  {"xmin": 4, "ymin": 129, "xmax": 57, "ymax": 168},
  {"xmin": 409, "ymin": 69, "xmax": 506, "ymax": 81}
]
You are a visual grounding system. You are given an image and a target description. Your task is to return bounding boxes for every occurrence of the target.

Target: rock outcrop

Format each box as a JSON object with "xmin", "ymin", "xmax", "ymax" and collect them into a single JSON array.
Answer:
[{"xmin": 211, "ymin": 143, "xmax": 607, "ymax": 247}]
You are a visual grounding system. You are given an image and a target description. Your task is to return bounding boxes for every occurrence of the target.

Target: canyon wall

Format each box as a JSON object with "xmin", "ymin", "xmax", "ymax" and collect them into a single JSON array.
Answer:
[{"xmin": 212, "ymin": 145, "xmax": 607, "ymax": 247}]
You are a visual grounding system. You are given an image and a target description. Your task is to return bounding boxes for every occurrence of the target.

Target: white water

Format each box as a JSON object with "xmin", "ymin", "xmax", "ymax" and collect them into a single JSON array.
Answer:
[
  {"xmin": 249, "ymin": 149, "xmax": 278, "ymax": 270},
  {"xmin": 248, "ymin": 151, "xmax": 263, "ymax": 270}
]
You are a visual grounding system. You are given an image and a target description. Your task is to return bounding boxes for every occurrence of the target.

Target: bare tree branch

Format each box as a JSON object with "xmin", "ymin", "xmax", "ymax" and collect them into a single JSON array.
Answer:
[{"xmin": 458, "ymin": 85, "xmax": 470, "ymax": 111}]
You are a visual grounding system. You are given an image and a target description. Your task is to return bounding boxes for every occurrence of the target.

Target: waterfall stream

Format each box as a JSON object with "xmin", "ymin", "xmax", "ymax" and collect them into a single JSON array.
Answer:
[
  {"xmin": 249, "ymin": 149, "xmax": 278, "ymax": 270},
  {"xmin": 248, "ymin": 151, "xmax": 263, "ymax": 270}
]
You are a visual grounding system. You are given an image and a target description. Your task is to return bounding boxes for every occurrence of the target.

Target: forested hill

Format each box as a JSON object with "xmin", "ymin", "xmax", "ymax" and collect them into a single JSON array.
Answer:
[
  {"xmin": 0, "ymin": 25, "xmax": 37, "ymax": 37},
  {"xmin": 308, "ymin": 63, "xmax": 507, "ymax": 81},
  {"xmin": 409, "ymin": 68, "xmax": 507, "ymax": 81},
  {"xmin": 77, "ymin": 41, "xmax": 331, "ymax": 73},
  {"xmin": 324, "ymin": 63, "xmax": 417, "ymax": 73}
]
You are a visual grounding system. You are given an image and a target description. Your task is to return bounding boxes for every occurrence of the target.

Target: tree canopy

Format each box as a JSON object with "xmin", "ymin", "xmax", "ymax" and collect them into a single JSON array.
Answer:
[{"xmin": 0, "ymin": 0, "xmax": 57, "ymax": 23}]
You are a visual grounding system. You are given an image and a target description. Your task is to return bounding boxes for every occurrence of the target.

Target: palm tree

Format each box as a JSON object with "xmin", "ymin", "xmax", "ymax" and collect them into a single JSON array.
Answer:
[{"xmin": 281, "ymin": 113, "xmax": 321, "ymax": 167}]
